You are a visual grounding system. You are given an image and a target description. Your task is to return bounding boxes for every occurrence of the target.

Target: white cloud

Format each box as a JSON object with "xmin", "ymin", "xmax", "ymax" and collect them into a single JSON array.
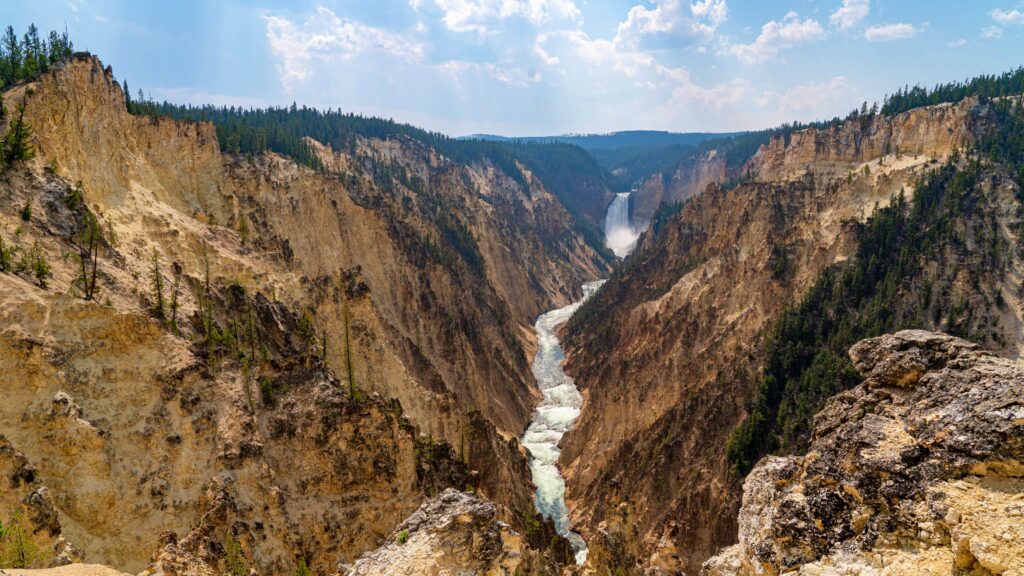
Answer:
[
  {"xmin": 990, "ymin": 8, "xmax": 1024, "ymax": 25},
  {"xmin": 614, "ymin": 0, "xmax": 729, "ymax": 49},
  {"xmin": 761, "ymin": 76, "xmax": 860, "ymax": 122},
  {"xmin": 981, "ymin": 25, "xmax": 1003, "ymax": 39},
  {"xmin": 265, "ymin": 6, "xmax": 425, "ymax": 92},
  {"xmin": 437, "ymin": 60, "xmax": 541, "ymax": 87},
  {"xmin": 946, "ymin": 38, "xmax": 966, "ymax": 47},
  {"xmin": 424, "ymin": 0, "xmax": 581, "ymax": 34},
  {"xmin": 539, "ymin": 27, "xmax": 756, "ymax": 118},
  {"xmin": 149, "ymin": 87, "xmax": 272, "ymax": 109},
  {"xmin": 533, "ymin": 36, "xmax": 560, "ymax": 65},
  {"xmin": 830, "ymin": 0, "xmax": 869, "ymax": 31},
  {"xmin": 729, "ymin": 11, "xmax": 826, "ymax": 65},
  {"xmin": 864, "ymin": 23, "xmax": 920, "ymax": 41},
  {"xmin": 255, "ymin": 1, "xmax": 870, "ymax": 134}
]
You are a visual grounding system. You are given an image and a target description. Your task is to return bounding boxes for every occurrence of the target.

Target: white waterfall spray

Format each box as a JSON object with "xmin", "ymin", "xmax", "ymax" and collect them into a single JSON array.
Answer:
[{"xmin": 605, "ymin": 192, "xmax": 638, "ymax": 258}]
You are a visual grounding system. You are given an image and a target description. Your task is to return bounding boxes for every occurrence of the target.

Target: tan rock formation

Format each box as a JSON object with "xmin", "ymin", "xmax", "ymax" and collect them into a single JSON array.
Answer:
[
  {"xmin": 0, "ymin": 437, "xmax": 82, "ymax": 570},
  {"xmin": 631, "ymin": 149, "xmax": 728, "ymax": 230},
  {"xmin": 745, "ymin": 101, "xmax": 976, "ymax": 184},
  {"xmin": 1, "ymin": 565, "xmax": 131, "ymax": 576},
  {"xmin": 1, "ymin": 53, "xmax": 604, "ymax": 574},
  {"xmin": 344, "ymin": 489, "xmax": 552, "ymax": 576},
  {"xmin": 703, "ymin": 331, "xmax": 1024, "ymax": 576}
]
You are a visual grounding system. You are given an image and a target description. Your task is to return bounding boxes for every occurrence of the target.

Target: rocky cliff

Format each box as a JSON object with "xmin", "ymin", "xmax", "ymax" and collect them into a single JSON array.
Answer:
[
  {"xmin": 745, "ymin": 101, "xmax": 976, "ymax": 184},
  {"xmin": 0, "ymin": 54, "xmax": 607, "ymax": 573},
  {"xmin": 630, "ymin": 100, "xmax": 980, "ymax": 233},
  {"xmin": 560, "ymin": 97, "xmax": 1022, "ymax": 574},
  {"xmin": 630, "ymin": 149, "xmax": 729, "ymax": 230},
  {"xmin": 704, "ymin": 331, "xmax": 1024, "ymax": 575}
]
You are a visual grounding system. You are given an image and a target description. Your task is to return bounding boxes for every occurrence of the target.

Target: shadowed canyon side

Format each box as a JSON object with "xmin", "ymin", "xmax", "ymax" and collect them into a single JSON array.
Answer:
[
  {"xmin": 0, "ymin": 54, "xmax": 610, "ymax": 573},
  {"xmin": 560, "ymin": 96, "xmax": 1024, "ymax": 573}
]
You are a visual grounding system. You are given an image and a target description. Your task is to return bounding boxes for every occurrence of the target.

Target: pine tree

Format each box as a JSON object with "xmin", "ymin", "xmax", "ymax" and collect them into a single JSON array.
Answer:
[
  {"xmin": 0, "ymin": 98, "xmax": 6, "ymax": 173},
  {"xmin": 2, "ymin": 99, "xmax": 35, "ymax": 169},
  {"xmin": 46, "ymin": 29, "xmax": 72, "ymax": 64},
  {"xmin": 21, "ymin": 25, "xmax": 42, "ymax": 78},
  {"xmin": 74, "ymin": 210, "xmax": 103, "ymax": 300},
  {"xmin": 169, "ymin": 261, "xmax": 182, "ymax": 333},
  {"xmin": 123, "ymin": 79, "xmax": 131, "ymax": 111},
  {"xmin": 0, "ymin": 26, "xmax": 21, "ymax": 86}
]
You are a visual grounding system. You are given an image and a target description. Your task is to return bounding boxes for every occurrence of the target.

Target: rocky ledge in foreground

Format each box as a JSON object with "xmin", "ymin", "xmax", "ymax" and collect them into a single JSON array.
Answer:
[
  {"xmin": 704, "ymin": 330, "xmax": 1024, "ymax": 576},
  {"xmin": 342, "ymin": 488, "xmax": 547, "ymax": 576}
]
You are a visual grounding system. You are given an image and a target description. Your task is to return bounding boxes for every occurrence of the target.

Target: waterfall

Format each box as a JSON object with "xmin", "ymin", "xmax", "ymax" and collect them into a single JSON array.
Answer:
[
  {"xmin": 521, "ymin": 280, "xmax": 604, "ymax": 565},
  {"xmin": 605, "ymin": 192, "xmax": 638, "ymax": 258}
]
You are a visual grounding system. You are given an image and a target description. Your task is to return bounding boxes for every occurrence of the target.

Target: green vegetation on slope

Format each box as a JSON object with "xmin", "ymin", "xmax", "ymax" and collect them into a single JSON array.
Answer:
[
  {"xmin": 726, "ymin": 97, "xmax": 1024, "ymax": 475},
  {"xmin": 127, "ymin": 99, "xmax": 533, "ymax": 187}
]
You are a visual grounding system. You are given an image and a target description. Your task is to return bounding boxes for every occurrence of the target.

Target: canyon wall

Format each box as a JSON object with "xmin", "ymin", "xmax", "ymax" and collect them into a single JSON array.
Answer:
[
  {"xmin": 0, "ymin": 54, "xmax": 608, "ymax": 573},
  {"xmin": 561, "ymin": 97, "xmax": 1022, "ymax": 574},
  {"xmin": 631, "ymin": 149, "xmax": 729, "ymax": 230}
]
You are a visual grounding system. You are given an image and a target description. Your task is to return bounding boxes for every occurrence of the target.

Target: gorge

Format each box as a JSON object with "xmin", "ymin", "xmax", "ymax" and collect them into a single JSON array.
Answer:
[{"xmin": 2, "ymin": 13, "xmax": 1024, "ymax": 576}]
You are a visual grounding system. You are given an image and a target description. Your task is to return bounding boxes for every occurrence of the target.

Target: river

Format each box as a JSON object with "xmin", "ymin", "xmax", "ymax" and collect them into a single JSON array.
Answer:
[{"xmin": 520, "ymin": 280, "xmax": 604, "ymax": 565}]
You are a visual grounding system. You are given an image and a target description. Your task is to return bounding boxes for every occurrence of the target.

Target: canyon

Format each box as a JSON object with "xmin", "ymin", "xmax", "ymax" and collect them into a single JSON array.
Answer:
[{"xmin": 1, "ymin": 47, "xmax": 1023, "ymax": 576}]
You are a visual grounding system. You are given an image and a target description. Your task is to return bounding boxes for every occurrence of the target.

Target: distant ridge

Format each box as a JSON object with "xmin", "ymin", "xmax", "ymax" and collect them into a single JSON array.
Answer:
[{"xmin": 461, "ymin": 130, "xmax": 741, "ymax": 151}]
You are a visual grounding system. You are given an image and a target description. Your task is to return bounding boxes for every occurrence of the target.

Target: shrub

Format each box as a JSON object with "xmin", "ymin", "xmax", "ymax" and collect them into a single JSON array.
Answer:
[
  {"xmin": 396, "ymin": 529, "xmax": 409, "ymax": 545},
  {"xmin": 223, "ymin": 535, "xmax": 250, "ymax": 576},
  {"xmin": 17, "ymin": 243, "xmax": 50, "ymax": 288},
  {"xmin": 0, "ymin": 511, "xmax": 43, "ymax": 569},
  {"xmin": 0, "ymin": 236, "xmax": 15, "ymax": 271}
]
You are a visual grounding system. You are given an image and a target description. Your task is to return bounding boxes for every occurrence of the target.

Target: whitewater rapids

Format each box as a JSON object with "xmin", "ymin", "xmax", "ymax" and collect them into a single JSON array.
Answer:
[{"xmin": 521, "ymin": 280, "xmax": 604, "ymax": 565}]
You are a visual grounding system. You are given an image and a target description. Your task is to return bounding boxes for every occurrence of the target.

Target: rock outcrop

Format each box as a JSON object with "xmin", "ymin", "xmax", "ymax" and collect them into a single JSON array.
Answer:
[
  {"xmin": 0, "ymin": 437, "xmax": 82, "ymax": 569},
  {"xmin": 631, "ymin": 149, "xmax": 729, "ymax": 230},
  {"xmin": 630, "ymin": 99, "xmax": 979, "ymax": 233},
  {"xmin": 745, "ymin": 101, "xmax": 976, "ymax": 184},
  {"xmin": 704, "ymin": 330, "xmax": 1024, "ymax": 575},
  {"xmin": 344, "ymin": 489, "xmax": 551, "ymax": 576}
]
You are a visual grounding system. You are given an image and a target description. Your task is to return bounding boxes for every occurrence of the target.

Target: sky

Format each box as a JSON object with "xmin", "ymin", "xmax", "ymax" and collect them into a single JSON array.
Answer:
[{"xmin": 5, "ymin": 1, "xmax": 1024, "ymax": 136}]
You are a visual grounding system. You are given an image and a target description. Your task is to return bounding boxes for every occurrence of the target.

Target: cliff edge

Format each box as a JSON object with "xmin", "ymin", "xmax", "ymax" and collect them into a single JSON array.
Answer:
[{"xmin": 704, "ymin": 330, "xmax": 1024, "ymax": 575}]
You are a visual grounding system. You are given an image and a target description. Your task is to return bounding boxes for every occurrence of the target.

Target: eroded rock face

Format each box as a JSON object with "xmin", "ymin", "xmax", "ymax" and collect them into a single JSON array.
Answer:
[
  {"xmin": 745, "ymin": 102, "xmax": 976, "ymax": 184},
  {"xmin": 344, "ymin": 489, "xmax": 545, "ymax": 576},
  {"xmin": 0, "ymin": 436, "xmax": 83, "ymax": 569},
  {"xmin": 703, "ymin": 330, "xmax": 1024, "ymax": 575},
  {"xmin": 1, "ymin": 52, "xmax": 597, "ymax": 573},
  {"xmin": 631, "ymin": 150, "xmax": 729, "ymax": 230}
]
